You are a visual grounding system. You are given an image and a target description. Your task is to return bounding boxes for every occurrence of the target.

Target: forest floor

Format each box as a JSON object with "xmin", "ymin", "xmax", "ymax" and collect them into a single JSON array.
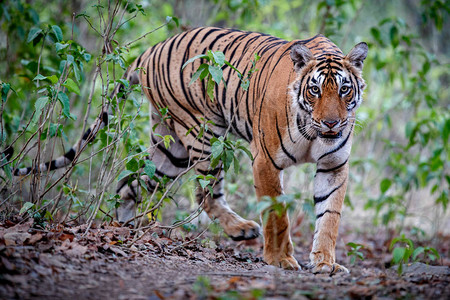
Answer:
[{"xmin": 0, "ymin": 217, "xmax": 449, "ymax": 300}]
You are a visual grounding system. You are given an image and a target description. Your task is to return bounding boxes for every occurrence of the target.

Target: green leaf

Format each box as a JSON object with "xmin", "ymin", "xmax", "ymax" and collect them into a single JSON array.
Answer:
[
  {"xmin": 57, "ymin": 91, "xmax": 71, "ymax": 119},
  {"xmin": 166, "ymin": 15, "xmax": 179, "ymax": 27},
  {"xmin": 83, "ymin": 53, "xmax": 91, "ymax": 62},
  {"xmin": 32, "ymin": 96, "xmax": 49, "ymax": 124},
  {"xmin": 73, "ymin": 62, "xmax": 81, "ymax": 82},
  {"xmin": 380, "ymin": 178, "xmax": 392, "ymax": 193},
  {"xmin": 1, "ymin": 83, "xmax": 11, "ymax": 102},
  {"xmin": 182, "ymin": 54, "xmax": 209, "ymax": 69},
  {"xmin": 163, "ymin": 135, "xmax": 175, "ymax": 149},
  {"xmin": 212, "ymin": 51, "xmax": 225, "ymax": 66},
  {"xmin": 238, "ymin": 145, "xmax": 253, "ymax": 160},
  {"xmin": 27, "ymin": 27, "xmax": 43, "ymax": 43},
  {"xmin": 392, "ymin": 247, "xmax": 406, "ymax": 264},
  {"xmin": 390, "ymin": 25, "xmax": 399, "ymax": 48},
  {"xmin": 55, "ymin": 42, "xmax": 69, "ymax": 52},
  {"xmin": 51, "ymin": 25, "xmax": 63, "ymax": 42},
  {"xmin": 256, "ymin": 201, "xmax": 273, "ymax": 214},
  {"xmin": 144, "ymin": 160, "xmax": 156, "ymax": 179},
  {"xmin": 2, "ymin": 162, "xmax": 12, "ymax": 180},
  {"xmin": 233, "ymin": 156, "xmax": 239, "ymax": 174},
  {"xmin": 118, "ymin": 170, "xmax": 134, "ymax": 182},
  {"xmin": 426, "ymin": 247, "xmax": 440, "ymax": 261},
  {"xmin": 126, "ymin": 158, "xmax": 139, "ymax": 172},
  {"xmin": 47, "ymin": 75, "xmax": 58, "ymax": 84},
  {"xmin": 412, "ymin": 246, "xmax": 424, "ymax": 260},
  {"xmin": 208, "ymin": 65, "xmax": 223, "ymax": 84},
  {"xmin": 199, "ymin": 65, "xmax": 210, "ymax": 81},
  {"xmin": 118, "ymin": 78, "xmax": 130, "ymax": 89},
  {"xmin": 188, "ymin": 64, "xmax": 208, "ymax": 86},
  {"xmin": 198, "ymin": 179, "xmax": 210, "ymax": 189},
  {"xmin": 211, "ymin": 141, "xmax": 224, "ymax": 159},
  {"xmin": 19, "ymin": 202, "xmax": 35, "ymax": 214},
  {"xmin": 207, "ymin": 185, "xmax": 214, "ymax": 198},
  {"xmin": 370, "ymin": 27, "xmax": 382, "ymax": 45},
  {"xmin": 49, "ymin": 123, "xmax": 59, "ymax": 138},
  {"xmin": 224, "ymin": 149, "xmax": 234, "ymax": 171},
  {"xmin": 63, "ymin": 78, "xmax": 81, "ymax": 95},
  {"xmin": 207, "ymin": 78, "xmax": 215, "ymax": 101},
  {"xmin": 33, "ymin": 74, "xmax": 47, "ymax": 81},
  {"xmin": 224, "ymin": 60, "xmax": 242, "ymax": 77},
  {"xmin": 241, "ymin": 79, "xmax": 250, "ymax": 91},
  {"xmin": 67, "ymin": 54, "xmax": 75, "ymax": 65},
  {"xmin": 347, "ymin": 242, "xmax": 358, "ymax": 248}
]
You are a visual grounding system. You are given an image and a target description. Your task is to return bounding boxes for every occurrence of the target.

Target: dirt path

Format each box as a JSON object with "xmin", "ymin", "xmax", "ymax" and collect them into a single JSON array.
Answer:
[{"xmin": 0, "ymin": 220, "xmax": 449, "ymax": 299}]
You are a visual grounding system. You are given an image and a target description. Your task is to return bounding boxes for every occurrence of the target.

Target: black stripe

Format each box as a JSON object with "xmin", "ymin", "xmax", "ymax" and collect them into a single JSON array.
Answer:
[
  {"xmin": 212, "ymin": 193, "xmax": 224, "ymax": 199},
  {"xmin": 244, "ymin": 122, "xmax": 252, "ymax": 141},
  {"xmin": 14, "ymin": 167, "xmax": 30, "ymax": 176},
  {"xmin": 1, "ymin": 146, "xmax": 13, "ymax": 160},
  {"xmin": 102, "ymin": 111, "xmax": 109, "ymax": 126},
  {"xmin": 45, "ymin": 160, "xmax": 58, "ymax": 171},
  {"xmin": 260, "ymin": 134, "xmax": 282, "ymax": 170},
  {"xmin": 129, "ymin": 184, "xmax": 137, "ymax": 199},
  {"xmin": 64, "ymin": 148, "xmax": 76, "ymax": 161},
  {"xmin": 200, "ymin": 27, "xmax": 222, "ymax": 43},
  {"xmin": 316, "ymin": 210, "xmax": 341, "ymax": 219},
  {"xmin": 277, "ymin": 224, "xmax": 288, "ymax": 236},
  {"xmin": 196, "ymin": 167, "xmax": 222, "ymax": 176},
  {"xmin": 155, "ymin": 168, "xmax": 177, "ymax": 180},
  {"xmin": 316, "ymin": 158, "xmax": 348, "ymax": 173},
  {"xmin": 82, "ymin": 128, "xmax": 92, "ymax": 142},
  {"xmin": 175, "ymin": 31, "xmax": 189, "ymax": 50},
  {"xmin": 313, "ymin": 181, "xmax": 344, "ymax": 204},
  {"xmin": 276, "ymin": 117, "xmax": 296, "ymax": 163},
  {"xmin": 151, "ymin": 136, "xmax": 189, "ymax": 168},
  {"xmin": 116, "ymin": 179, "xmax": 128, "ymax": 193}
]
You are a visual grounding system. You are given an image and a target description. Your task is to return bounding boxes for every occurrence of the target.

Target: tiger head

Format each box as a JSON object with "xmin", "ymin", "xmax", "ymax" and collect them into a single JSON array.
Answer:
[{"xmin": 289, "ymin": 41, "xmax": 368, "ymax": 143}]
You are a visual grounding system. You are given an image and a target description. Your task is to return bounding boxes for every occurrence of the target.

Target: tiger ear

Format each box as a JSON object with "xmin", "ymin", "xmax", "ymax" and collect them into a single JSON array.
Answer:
[
  {"xmin": 346, "ymin": 42, "xmax": 368, "ymax": 70},
  {"xmin": 290, "ymin": 42, "xmax": 314, "ymax": 73}
]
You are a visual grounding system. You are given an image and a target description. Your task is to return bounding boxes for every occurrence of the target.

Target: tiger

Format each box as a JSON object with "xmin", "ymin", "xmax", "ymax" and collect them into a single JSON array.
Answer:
[{"xmin": 12, "ymin": 26, "xmax": 368, "ymax": 274}]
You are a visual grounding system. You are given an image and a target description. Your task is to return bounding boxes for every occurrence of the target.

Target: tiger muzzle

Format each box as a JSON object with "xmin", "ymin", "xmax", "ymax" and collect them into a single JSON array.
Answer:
[{"xmin": 318, "ymin": 119, "xmax": 343, "ymax": 139}]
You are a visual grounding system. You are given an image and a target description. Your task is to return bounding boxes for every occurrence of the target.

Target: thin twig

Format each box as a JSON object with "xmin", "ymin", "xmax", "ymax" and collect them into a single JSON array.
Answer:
[{"xmin": 169, "ymin": 224, "xmax": 211, "ymax": 253}]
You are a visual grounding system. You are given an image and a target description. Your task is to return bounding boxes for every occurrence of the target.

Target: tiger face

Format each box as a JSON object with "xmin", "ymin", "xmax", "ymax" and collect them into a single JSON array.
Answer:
[{"xmin": 290, "ymin": 42, "xmax": 368, "ymax": 143}]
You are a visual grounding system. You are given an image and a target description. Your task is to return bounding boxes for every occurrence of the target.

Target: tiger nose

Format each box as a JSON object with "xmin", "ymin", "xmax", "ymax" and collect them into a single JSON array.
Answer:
[{"xmin": 322, "ymin": 120, "xmax": 339, "ymax": 129}]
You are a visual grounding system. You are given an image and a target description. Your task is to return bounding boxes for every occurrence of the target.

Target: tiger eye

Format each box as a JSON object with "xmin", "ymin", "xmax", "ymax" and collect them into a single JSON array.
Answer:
[
  {"xmin": 310, "ymin": 86, "xmax": 320, "ymax": 94},
  {"xmin": 340, "ymin": 86, "xmax": 350, "ymax": 94}
]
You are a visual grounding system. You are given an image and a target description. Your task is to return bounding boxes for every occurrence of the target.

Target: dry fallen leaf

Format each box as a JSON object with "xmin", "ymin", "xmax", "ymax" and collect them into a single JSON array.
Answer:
[
  {"xmin": 26, "ymin": 232, "xmax": 43, "ymax": 245},
  {"xmin": 4, "ymin": 231, "xmax": 31, "ymax": 246}
]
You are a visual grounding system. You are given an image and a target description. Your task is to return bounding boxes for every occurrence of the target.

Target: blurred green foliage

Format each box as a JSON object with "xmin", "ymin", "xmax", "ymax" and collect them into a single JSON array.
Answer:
[{"xmin": 0, "ymin": 0, "xmax": 448, "ymax": 238}]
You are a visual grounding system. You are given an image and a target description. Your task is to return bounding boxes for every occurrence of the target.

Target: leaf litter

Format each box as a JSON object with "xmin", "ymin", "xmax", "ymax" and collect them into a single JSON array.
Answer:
[{"xmin": 0, "ymin": 218, "xmax": 448, "ymax": 299}]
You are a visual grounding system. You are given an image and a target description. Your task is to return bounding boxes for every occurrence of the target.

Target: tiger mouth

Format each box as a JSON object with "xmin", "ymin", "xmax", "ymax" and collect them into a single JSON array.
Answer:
[{"xmin": 318, "ymin": 131, "xmax": 342, "ymax": 139}]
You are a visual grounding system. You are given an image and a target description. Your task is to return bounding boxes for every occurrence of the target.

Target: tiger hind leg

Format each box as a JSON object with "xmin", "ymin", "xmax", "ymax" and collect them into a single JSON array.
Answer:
[
  {"xmin": 194, "ymin": 163, "xmax": 260, "ymax": 241},
  {"xmin": 115, "ymin": 111, "xmax": 189, "ymax": 224},
  {"xmin": 176, "ymin": 124, "xmax": 260, "ymax": 241}
]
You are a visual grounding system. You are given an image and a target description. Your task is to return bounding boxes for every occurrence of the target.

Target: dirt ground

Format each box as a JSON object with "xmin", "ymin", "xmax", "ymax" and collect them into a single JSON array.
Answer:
[{"xmin": 0, "ymin": 218, "xmax": 449, "ymax": 300}]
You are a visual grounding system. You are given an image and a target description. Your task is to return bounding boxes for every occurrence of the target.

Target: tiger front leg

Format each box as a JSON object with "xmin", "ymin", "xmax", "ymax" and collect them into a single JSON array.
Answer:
[
  {"xmin": 253, "ymin": 156, "xmax": 300, "ymax": 270},
  {"xmin": 309, "ymin": 160, "xmax": 350, "ymax": 274}
]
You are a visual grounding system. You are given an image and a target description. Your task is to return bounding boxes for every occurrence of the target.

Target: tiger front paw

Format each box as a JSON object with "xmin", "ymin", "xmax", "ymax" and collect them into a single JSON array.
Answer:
[
  {"xmin": 223, "ymin": 218, "xmax": 261, "ymax": 241},
  {"xmin": 309, "ymin": 251, "xmax": 349, "ymax": 275},
  {"xmin": 264, "ymin": 254, "xmax": 301, "ymax": 270},
  {"xmin": 310, "ymin": 262, "xmax": 349, "ymax": 275}
]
